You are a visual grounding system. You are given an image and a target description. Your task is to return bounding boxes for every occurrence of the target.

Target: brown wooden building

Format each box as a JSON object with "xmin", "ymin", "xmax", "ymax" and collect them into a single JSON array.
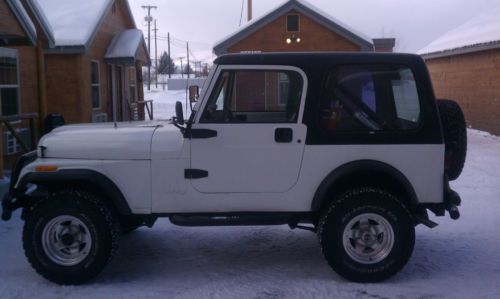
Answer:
[
  {"xmin": 213, "ymin": 0, "xmax": 394, "ymax": 112},
  {"xmin": 214, "ymin": 0, "xmax": 395, "ymax": 55},
  {"xmin": 419, "ymin": 9, "xmax": 500, "ymax": 135},
  {"xmin": 0, "ymin": 0, "xmax": 149, "ymax": 173}
]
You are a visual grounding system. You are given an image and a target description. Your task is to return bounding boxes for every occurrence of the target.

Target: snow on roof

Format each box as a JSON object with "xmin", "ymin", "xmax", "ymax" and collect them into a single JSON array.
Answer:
[
  {"xmin": 418, "ymin": 8, "xmax": 500, "ymax": 56},
  {"xmin": 37, "ymin": 0, "xmax": 112, "ymax": 46},
  {"xmin": 105, "ymin": 29, "xmax": 144, "ymax": 59},
  {"xmin": 214, "ymin": 0, "xmax": 372, "ymax": 55},
  {"xmin": 295, "ymin": 0, "xmax": 372, "ymax": 44}
]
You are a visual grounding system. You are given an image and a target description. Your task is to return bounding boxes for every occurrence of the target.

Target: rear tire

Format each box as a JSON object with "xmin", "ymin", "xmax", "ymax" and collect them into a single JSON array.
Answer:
[
  {"xmin": 318, "ymin": 188, "xmax": 415, "ymax": 282},
  {"xmin": 23, "ymin": 189, "xmax": 120, "ymax": 285},
  {"xmin": 437, "ymin": 99, "xmax": 467, "ymax": 181}
]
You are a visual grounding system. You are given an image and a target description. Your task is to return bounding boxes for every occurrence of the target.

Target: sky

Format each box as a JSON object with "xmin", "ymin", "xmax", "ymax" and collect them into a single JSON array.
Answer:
[{"xmin": 129, "ymin": 0, "xmax": 500, "ymax": 65}]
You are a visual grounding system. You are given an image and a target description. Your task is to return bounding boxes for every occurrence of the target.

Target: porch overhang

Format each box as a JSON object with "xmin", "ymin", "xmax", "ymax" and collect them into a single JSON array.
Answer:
[{"xmin": 104, "ymin": 29, "xmax": 150, "ymax": 66}]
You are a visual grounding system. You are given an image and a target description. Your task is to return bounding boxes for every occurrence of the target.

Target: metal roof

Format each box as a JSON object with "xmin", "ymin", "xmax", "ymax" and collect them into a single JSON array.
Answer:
[
  {"xmin": 105, "ymin": 29, "xmax": 150, "ymax": 65},
  {"xmin": 213, "ymin": 0, "xmax": 374, "ymax": 55}
]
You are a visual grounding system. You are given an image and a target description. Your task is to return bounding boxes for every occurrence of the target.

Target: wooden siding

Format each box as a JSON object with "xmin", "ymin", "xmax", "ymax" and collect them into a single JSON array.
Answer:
[
  {"xmin": 0, "ymin": 0, "xmax": 26, "ymax": 38},
  {"xmin": 227, "ymin": 10, "xmax": 361, "ymax": 53},
  {"xmin": 45, "ymin": 0, "xmax": 138, "ymax": 124},
  {"xmin": 425, "ymin": 48, "xmax": 500, "ymax": 135}
]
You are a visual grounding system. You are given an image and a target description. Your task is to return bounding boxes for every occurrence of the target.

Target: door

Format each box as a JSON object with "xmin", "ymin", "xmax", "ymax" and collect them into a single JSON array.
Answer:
[
  {"xmin": 190, "ymin": 66, "xmax": 308, "ymax": 193},
  {"xmin": 107, "ymin": 64, "xmax": 116, "ymax": 121},
  {"xmin": 116, "ymin": 66, "xmax": 124, "ymax": 121}
]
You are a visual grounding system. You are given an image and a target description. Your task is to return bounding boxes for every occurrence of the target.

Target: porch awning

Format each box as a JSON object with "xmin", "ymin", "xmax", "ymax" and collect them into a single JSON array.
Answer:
[{"xmin": 104, "ymin": 29, "xmax": 150, "ymax": 65}]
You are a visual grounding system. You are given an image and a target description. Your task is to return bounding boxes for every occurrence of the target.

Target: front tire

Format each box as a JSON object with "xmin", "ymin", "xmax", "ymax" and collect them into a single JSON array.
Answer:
[
  {"xmin": 23, "ymin": 189, "xmax": 120, "ymax": 285},
  {"xmin": 318, "ymin": 188, "xmax": 415, "ymax": 282}
]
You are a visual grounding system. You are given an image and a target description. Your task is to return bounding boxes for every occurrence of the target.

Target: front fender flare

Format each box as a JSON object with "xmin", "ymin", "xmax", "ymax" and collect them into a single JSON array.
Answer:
[{"xmin": 18, "ymin": 169, "xmax": 132, "ymax": 215}]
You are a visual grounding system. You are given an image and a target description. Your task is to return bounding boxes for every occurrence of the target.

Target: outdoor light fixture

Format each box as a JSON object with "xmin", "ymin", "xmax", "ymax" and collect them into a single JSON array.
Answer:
[{"xmin": 285, "ymin": 35, "xmax": 301, "ymax": 44}]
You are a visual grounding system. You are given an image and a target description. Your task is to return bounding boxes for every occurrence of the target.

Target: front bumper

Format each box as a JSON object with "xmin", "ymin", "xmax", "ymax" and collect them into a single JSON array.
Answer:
[{"xmin": 1, "ymin": 150, "xmax": 37, "ymax": 221}]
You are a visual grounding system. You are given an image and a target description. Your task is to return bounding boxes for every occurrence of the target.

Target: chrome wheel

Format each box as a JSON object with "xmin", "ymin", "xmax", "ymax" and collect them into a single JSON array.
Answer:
[
  {"xmin": 42, "ymin": 215, "xmax": 92, "ymax": 266},
  {"xmin": 342, "ymin": 213, "xmax": 394, "ymax": 264}
]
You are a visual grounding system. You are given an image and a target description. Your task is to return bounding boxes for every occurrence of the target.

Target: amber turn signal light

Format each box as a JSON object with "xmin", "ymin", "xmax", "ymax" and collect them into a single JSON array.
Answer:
[{"xmin": 35, "ymin": 165, "xmax": 59, "ymax": 172}]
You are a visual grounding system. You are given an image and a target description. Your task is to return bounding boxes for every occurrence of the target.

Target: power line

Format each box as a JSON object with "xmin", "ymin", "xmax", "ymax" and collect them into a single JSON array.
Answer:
[{"xmin": 239, "ymin": 0, "xmax": 244, "ymax": 27}]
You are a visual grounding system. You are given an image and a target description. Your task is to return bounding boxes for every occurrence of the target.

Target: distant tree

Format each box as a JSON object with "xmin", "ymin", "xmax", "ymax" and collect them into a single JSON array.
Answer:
[
  {"xmin": 157, "ymin": 51, "xmax": 176, "ymax": 75},
  {"xmin": 201, "ymin": 64, "xmax": 210, "ymax": 76},
  {"xmin": 184, "ymin": 63, "xmax": 194, "ymax": 75}
]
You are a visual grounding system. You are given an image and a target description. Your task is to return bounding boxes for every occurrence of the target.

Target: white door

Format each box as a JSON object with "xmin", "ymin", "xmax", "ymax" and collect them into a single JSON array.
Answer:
[{"xmin": 190, "ymin": 66, "xmax": 308, "ymax": 193}]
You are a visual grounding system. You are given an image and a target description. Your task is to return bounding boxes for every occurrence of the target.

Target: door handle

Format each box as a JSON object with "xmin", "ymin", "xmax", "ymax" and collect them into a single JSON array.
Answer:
[{"xmin": 275, "ymin": 128, "xmax": 293, "ymax": 143}]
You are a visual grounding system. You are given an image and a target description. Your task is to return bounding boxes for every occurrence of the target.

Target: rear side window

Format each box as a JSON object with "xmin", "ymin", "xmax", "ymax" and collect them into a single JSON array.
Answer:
[{"xmin": 320, "ymin": 65, "xmax": 420, "ymax": 132}]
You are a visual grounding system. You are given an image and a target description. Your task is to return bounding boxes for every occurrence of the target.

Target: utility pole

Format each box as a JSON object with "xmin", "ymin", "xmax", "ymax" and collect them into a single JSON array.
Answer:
[
  {"xmin": 179, "ymin": 57, "xmax": 184, "ymax": 79},
  {"xmin": 153, "ymin": 19, "xmax": 158, "ymax": 88},
  {"xmin": 247, "ymin": 0, "xmax": 252, "ymax": 21},
  {"xmin": 186, "ymin": 42, "xmax": 190, "ymax": 79},
  {"xmin": 141, "ymin": 5, "xmax": 157, "ymax": 91},
  {"xmin": 167, "ymin": 32, "xmax": 172, "ymax": 79}
]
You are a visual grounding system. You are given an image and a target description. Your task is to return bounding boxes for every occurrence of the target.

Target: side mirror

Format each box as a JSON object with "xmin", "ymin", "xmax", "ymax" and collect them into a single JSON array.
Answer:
[
  {"xmin": 188, "ymin": 85, "xmax": 199, "ymax": 103},
  {"xmin": 175, "ymin": 101, "xmax": 184, "ymax": 125}
]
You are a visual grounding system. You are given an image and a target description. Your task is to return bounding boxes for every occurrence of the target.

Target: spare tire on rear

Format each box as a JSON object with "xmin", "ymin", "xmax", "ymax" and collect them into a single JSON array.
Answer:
[{"xmin": 437, "ymin": 99, "xmax": 467, "ymax": 181}]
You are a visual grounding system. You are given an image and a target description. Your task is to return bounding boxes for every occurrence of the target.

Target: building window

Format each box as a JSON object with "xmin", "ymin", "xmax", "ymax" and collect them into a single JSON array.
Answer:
[
  {"xmin": 287, "ymin": 14, "xmax": 300, "ymax": 32},
  {"xmin": 129, "ymin": 67, "xmax": 136, "ymax": 102},
  {"xmin": 0, "ymin": 48, "xmax": 20, "ymax": 116},
  {"xmin": 91, "ymin": 61, "xmax": 101, "ymax": 109}
]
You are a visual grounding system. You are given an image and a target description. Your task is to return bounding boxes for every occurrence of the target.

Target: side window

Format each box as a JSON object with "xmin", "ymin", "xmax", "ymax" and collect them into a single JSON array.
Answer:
[
  {"xmin": 91, "ymin": 61, "xmax": 101, "ymax": 109},
  {"xmin": 320, "ymin": 65, "xmax": 420, "ymax": 132},
  {"xmin": 129, "ymin": 67, "xmax": 136, "ymax": 102},
  {"xmin": 0, "ymin": 48, "xmax": 20, "ymax": 116},
  {"xmin": 201, "ymin": 69, "xmax": 303, "ymax": 123},
  {"xmin": 287, "ymin": 14, "xmax": 300, "ymax": 32}
]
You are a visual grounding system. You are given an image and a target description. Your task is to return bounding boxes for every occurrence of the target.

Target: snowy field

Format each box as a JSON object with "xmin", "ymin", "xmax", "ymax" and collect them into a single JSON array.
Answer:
[{"xmin": 1, "ymin": 88, "xmax": 499, "ymax": 298}]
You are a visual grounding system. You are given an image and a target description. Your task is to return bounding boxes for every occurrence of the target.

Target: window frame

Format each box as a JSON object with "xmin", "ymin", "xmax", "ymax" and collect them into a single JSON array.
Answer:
[
  {"xmin": 318, "ymin": 63, "xmax": 423, "ymax": 134},
  {"xmin": 0, "ymin": 47, "xmax": 21, "ymax": 117},
  {"xmin": 91, "ymin": 60, "xmax": 101, "ymax": 110},
  {"xmin": 277, "ymin": 72, "xmax": 290, "ymax": 106},
  {"xmin": 286, "ymin": 14, "xmax": 300, "ymax": 33},
  {"xmin": 195, "ymin": 65, "xmax": 308, "ymax": 124}
]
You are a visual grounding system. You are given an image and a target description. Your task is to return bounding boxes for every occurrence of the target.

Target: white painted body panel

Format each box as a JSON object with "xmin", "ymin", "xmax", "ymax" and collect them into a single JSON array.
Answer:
[
  {"xmin": 39, "ymin": 122, "xmax": 161, "ymax": 160},
  {"xmin": 151, "ymin": 144, "xmax": 444, "ymax": 213},
  {"xmin": 190, "ymin": 124, "xmax": 307, "ymax": 193}
]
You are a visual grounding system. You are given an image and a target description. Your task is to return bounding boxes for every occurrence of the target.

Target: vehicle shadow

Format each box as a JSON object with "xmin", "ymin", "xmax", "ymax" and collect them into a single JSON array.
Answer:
[{"xmin": 97, "ymin": 222, "xmax": 482, "ymax": 287}]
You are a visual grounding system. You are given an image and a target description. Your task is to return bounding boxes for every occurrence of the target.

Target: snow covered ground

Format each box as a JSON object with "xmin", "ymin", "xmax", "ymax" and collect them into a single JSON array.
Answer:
[{"xmin": 1, "ymin": 88, "xmax": 499, "ymax": 298}]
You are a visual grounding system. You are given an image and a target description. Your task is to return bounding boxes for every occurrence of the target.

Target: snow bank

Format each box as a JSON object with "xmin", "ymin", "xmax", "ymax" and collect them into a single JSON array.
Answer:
[{"xmin": 418, "ymin": 8, "xmax": 500, "ymax": 55}]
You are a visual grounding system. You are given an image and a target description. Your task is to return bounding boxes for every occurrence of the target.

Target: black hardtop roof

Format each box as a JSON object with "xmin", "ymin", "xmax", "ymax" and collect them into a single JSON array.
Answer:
[{"xmin": 214, "ymin": 52, "xmax": 424, "ymax": 67}]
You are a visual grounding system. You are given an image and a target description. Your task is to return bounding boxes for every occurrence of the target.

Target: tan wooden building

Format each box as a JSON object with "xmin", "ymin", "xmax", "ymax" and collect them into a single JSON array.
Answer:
[
  {"xmin": 418, "ymin": 9, "xmax": 500, "ymax": 135},
  {"xmin": 214, "ymin": 0, "xmax": 395, "ymax": 55},
  {"xmin": 0, "ymin": 0, "xmax": 149, "ymax": 173}
]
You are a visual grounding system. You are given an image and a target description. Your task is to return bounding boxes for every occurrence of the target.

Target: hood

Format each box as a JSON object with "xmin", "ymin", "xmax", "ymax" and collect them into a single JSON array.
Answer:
[{"xmin": 39, "ymin": 122, "xmax": 164, "ymax": 160}]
